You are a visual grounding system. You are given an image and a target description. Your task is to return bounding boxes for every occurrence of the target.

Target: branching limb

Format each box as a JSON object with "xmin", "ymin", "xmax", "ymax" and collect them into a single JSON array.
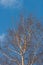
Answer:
[
  {"xmin": 8, "ymin": 47, "xmax": 21, "ymax": 56},
  {"xmin": 1, "ymin": 52, "xmax": 21, "ymax": 65}
]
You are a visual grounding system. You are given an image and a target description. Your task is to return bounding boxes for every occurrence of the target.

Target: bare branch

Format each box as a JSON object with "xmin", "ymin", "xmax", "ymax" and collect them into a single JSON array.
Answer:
[{"xmin": 7, "ymin": 47, "xmax": 21, "ymax": 56}]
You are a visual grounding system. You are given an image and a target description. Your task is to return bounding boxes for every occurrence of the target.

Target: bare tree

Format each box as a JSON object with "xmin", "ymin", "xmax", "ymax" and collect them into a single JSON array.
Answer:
[{"xmin": 0, "ymin": 15, "xmax": 43, "ymax": 65}]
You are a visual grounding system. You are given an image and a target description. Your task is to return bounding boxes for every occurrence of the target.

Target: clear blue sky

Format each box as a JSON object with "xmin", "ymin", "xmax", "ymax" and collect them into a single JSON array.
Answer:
[{"xmin": 0, "ymin": 0, "xmax": 43, "ymax": 34}]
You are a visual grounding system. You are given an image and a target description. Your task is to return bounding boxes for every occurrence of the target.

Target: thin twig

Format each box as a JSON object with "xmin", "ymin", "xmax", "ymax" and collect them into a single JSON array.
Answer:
[{"xmin": 8, "ymin": 47, "xmax": 21, "ymax": 56}]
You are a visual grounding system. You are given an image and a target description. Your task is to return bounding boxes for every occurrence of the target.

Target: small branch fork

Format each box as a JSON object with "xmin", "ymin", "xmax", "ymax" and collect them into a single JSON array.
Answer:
[
  {"xmin": 1, "ymin": 51, "xmax": 21, "ymax": 65},
  {"xmin": 1, "ymin": 50, "xmax": 17, "ymax": 61},
  {"xmin": 8, "ymin": 47, "xmax": 22, "ymax": 56}
]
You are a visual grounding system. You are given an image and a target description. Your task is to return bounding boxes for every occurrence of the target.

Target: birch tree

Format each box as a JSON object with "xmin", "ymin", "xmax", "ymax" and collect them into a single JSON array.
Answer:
[{"xmin": 0, "ymin": 15, "xmax": 43, "ymax": 65}]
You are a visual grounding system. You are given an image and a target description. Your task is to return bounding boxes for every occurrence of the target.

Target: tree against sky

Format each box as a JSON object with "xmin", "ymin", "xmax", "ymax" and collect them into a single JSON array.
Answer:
[{"xmin": 0, "ymin": 15, "xmax": 43, "ymax": 65}]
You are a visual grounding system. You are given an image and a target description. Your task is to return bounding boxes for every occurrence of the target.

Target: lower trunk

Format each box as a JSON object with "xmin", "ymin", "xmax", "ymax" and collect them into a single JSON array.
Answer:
[{"xmin": 22, "ymin": 56, "xmax": 24, "ymax": 65}]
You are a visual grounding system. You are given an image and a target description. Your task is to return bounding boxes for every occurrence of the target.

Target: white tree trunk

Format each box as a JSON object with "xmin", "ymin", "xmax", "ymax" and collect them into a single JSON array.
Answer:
[{"xmin": 22, "ymin": 56, "xmax": 24, "ymax": 65}]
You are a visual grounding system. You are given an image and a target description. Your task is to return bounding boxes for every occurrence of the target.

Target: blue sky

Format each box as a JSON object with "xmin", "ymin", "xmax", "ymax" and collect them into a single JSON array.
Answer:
[{"xmin": 0, "ymin": 0, "xmax": 43, "ymax": 34}]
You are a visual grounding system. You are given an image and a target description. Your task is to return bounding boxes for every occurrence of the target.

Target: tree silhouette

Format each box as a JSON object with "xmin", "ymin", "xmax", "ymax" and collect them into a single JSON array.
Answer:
[{"xmin": 0, "ymin": 15, "xmax": 43, "ymax": 65}]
